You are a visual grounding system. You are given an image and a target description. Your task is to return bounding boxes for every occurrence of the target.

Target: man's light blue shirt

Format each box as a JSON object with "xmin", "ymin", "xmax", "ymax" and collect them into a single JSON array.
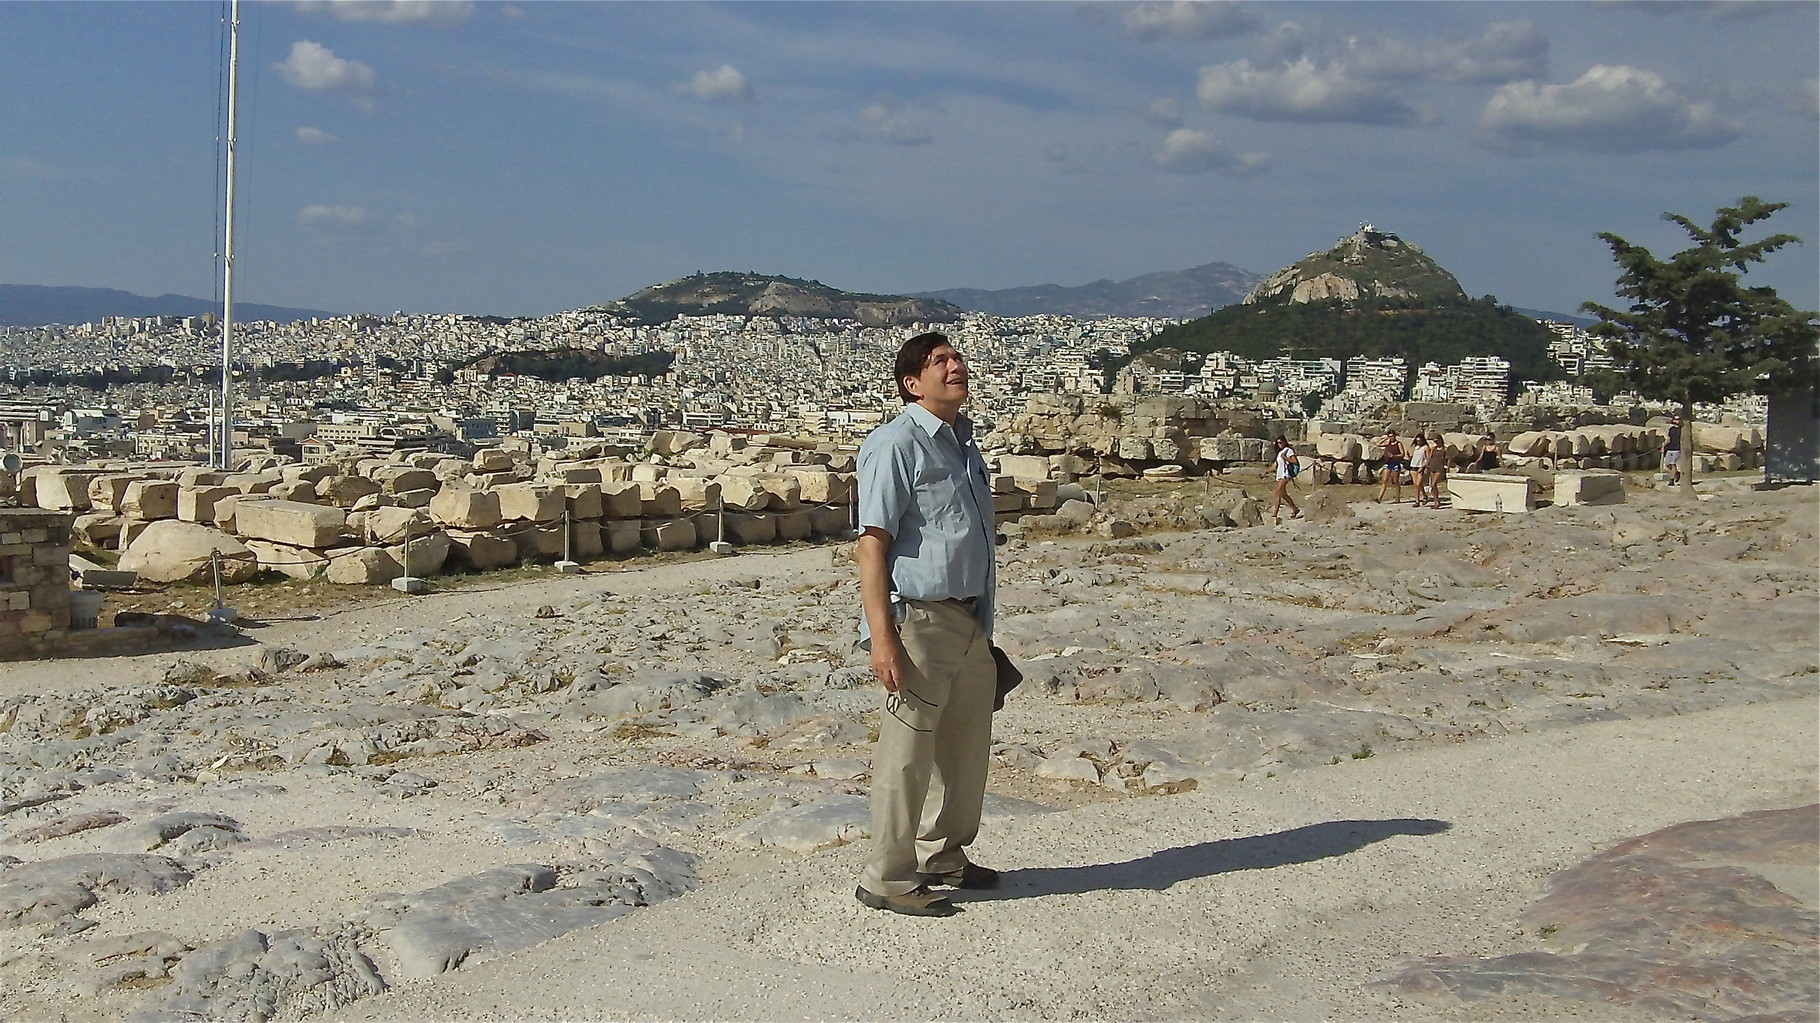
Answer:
[{"xmin": 857, "ymin": 402, "xmax": 996, "ymax": 644}]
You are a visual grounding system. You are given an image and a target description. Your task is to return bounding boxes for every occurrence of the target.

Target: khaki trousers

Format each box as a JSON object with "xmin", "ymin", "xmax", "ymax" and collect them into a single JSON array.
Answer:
[{"xmin": 860, "ymin": 598, "xmax": 997, "ymax": 897}]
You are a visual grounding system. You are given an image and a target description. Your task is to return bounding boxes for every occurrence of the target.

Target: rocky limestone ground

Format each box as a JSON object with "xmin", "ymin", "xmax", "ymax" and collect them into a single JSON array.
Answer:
[{"xmin": 0, "ymin": 484, "xmax": 1814, "ymax": 1022}]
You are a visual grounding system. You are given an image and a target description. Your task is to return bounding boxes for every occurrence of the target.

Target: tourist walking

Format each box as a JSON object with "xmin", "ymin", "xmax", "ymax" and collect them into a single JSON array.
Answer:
[
  {"xmin": 1375, "ymin": 430, "xmax": 1407, "ymax": 503},
  {"xmin": 1408, "ymin": 432, "xmax": 1431, "ymax": 505},
  {"xmin": 853, "ymin": 331, "xmax": 1000, "ymax": 918},
  {"xmin": 1271, "ymin": 436, "xmax": 1302, "ymax": 522},
  {"xmin": 1663, "ymin": 415, "xmax": 1683, "ymax": 485},
  {"xmin": 1425, "ymin": 434, "xmax": 1448, "ymax": 508}
]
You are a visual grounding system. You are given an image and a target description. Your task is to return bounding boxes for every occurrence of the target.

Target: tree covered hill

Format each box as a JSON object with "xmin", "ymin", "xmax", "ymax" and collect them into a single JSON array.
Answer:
[
  {"xmin": 1131, "ymin": 226, "xmax": 1560, "ymax": 381},
  {"xmin": 594, "ymin": 272, "xmax": 962, "ymax": 327}
]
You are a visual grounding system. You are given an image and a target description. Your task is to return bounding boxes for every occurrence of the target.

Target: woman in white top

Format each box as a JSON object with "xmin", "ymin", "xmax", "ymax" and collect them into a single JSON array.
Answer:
[
  {"xmin": 1408, "ymin": 432, "xmax": 1431, "ymax": 504},
  {"xmin": 1270, "ymin": 436, "xmax": 1301, "ymax": 522}
]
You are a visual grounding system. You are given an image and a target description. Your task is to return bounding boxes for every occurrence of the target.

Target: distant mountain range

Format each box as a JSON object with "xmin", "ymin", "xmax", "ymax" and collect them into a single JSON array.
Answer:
[
  {"xmin": 0, "ymin": 284, "xmax": 336, "ymax": 328},
  {"xmin": 913, "ymin": 262, "xmax": 1263, "ymax": 320},
  {"xmin": 1, "ymin": 273, "xmax": 1591, "ymax": 329}
]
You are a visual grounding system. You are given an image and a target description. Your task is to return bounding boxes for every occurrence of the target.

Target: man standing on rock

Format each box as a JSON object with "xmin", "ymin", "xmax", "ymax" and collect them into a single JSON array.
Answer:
[{"xmin": 853, "ymin": 331, "xmax": 1000, "ymax": 918}]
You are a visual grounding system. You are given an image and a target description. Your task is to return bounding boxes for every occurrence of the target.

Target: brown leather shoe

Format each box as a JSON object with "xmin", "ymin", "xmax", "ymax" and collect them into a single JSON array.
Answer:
[
  {"xmin": 917, "ymin": 863, "xmax": 1000, "ymax": 890},
  {"xmin": 855, "ymin": 885, "xmax": 960, "ymax": 917}
]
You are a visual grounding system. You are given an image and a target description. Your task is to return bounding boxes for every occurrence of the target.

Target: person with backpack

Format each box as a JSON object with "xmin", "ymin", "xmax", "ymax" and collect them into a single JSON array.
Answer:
[{"xmin": 1271, "ymin": 435, "xmax": 1302, "ymax": 522}]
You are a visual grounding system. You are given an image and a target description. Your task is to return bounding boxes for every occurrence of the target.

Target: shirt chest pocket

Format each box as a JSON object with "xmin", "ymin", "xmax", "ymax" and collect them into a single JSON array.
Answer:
[{"xmin": 913, "ymin": 464, "xmax": 969, "ymax": 524}]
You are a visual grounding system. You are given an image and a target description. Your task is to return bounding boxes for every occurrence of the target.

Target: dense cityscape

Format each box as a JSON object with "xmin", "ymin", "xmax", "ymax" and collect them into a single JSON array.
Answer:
[{"xmin": 0, "ymin": 305, "xmax": 1758, "ymax": 463}]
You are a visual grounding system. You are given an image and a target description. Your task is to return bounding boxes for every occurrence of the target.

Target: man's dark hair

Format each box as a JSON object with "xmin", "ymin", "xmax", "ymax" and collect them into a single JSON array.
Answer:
[{"xmin": 893, "ymin": 332, "xmax": 951, "ymax": 404}]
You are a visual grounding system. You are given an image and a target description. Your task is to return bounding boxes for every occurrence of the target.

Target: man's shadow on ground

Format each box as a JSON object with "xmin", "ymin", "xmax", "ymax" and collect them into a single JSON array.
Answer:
[{"xmin": 959, "ymin": 818, "xmax": 1451, "ymax": 902}]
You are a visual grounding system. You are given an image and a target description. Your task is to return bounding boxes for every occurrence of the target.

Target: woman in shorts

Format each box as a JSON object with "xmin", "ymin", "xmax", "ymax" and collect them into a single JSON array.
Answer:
[
  {"xmin": 1270, "ymin": 436, "xmax": 1302, "ymax": 522},
  {"xmin": 1408, "ymin": 432, "xmax": 1431, "ymax": 505},
  {"xmin": 1425, "ymin": 434, "xmax": 1448, "ymax": 508},
  {"xmin": 1376, "ymin": 430, "xmax": 1407, "ymax": 503}
]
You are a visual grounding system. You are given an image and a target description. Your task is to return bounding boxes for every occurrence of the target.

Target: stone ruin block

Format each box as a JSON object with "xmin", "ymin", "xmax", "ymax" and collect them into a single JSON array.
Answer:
[
  {"xmin": 775, "ymin": 509, "xmax": 813, "ymax": 542},
  {"xmin": 121, "ymin": 480, "xmax": 179, "ymax": 521},
  {"xmin": 563, "ymin": 484, "xmax": 604, "ymax": 520},
  {"xmin": 566, "ymin": 519, "xmax": 604, "ymax": 559},
  {"xmin": 1199, "ymin": 436, "xmax": 1244, "ymax": 463},
  {"xmin": 223, "ymin": 471, "xmax": 281, "ymax": 495},
  {"xmin": 374, "ymin": 467, "xmax": 438, "ymax": 496},
  {"xmin": 34, "ymin": 470, "xmax": 103, "ymax": 511},
  {"xmin": 996, "ymin": 454, "xmax": 1052, "ymax": 479},
  {"xmin": 445, "ymin": 529, "xmax": 519, "ymax": 571},
  {"xmin": 473, "ymin": 448, "xmax": 516, "ymax": 473},
  {"xmin": 809, "ymin": 504, "xmax": 850, "ymax": 536},
  {"xmin": 1447, "ymin": 472, "xmax": 1538, "ymax": 513},
  {"xmin": 1116, "ymin": 437, "xmax": 1152, "ymax": 461},
  {"xmin": 359, "ymin": 506, "xmax": 431, "ymax": 544},
  {"xmin": 787, "ymin": 469, "xmax": 851, "ymax": 505},
  {"xmin": 87, "ymin": 474, "xmax": 139, "ymax": 513},
  {"xmin": 637, "ymin": 483, "xmax": 682, "ymax": 518},
  {"xmin": 722, "ymin": 511, "xmax": 776, "ymax": 544},
  {"xmin": 325, "ymin": 546, "xmax": 404, "ymax": 585},
  {"xmin": 599, "ymin": 482, "xmax": 644, "ymax": 519},
  {"xmin": 641, "ymin": 517, "xmax": 696, "ymax": 551},
  {"xmin": 669, "ymin": 476, "xmax": 722, "ymax": 512},
  {"xmin": 1012, "ymin": 479, "xmax": 1058, "ymax": 509},
  {"xmin": 716, "ymin": 475, "xmax": 775, "ymax": 512},
  {"xmin": 280, "ymin": 462, "xmax": 338, "ymax": 485},
  {"xmin": 603, "ymin": 519, "xmax": 642, "ymax": 554},
  {"xmin": 244, "ymin": 539, "xmax": 331, "ymax": 580},
  {"xmin": 495, "ymin": 484, "xmax": 564, "ymax": 523},
  {"xmin": 430, "ymin": 488, "xmax": 503, "ymax": 530},
  {"xmin": 235, "ymin": 499, "xmax": 349, "ymax": 548},
  {"xmin": 550, "ymin": 465, "xmax": 602, "ymax": 484},
  {"xmin": 1555, "ymin": 470, "xmax": 1625, "ymax": 507},
  {"xmin": 267, "ymin": 480, "xmax": 317, "ymax": 503},
  {"xmin": 318, "ymin": 474, "xmax": 383, "ymax": 508},
  {"xmin": 1239, "ymin": 438, "xmax": 1270, "ymax": 463}
]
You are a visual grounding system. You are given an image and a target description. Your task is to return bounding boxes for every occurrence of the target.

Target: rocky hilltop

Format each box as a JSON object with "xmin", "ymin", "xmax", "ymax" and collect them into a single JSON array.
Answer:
[
  {"xmin": 1244, "ymin": 225, "xmax": 1467, "ymax": 307},
  {"xmin": 1133, "ymin": 225, "xmax": 1558, "ymax": 380},
  {"xmin": 593, "ymin": 272, "xmax": 962, "ymax": 327},
  {"xmin": 916, "ymin": 262, "xmax": 1262, "ymax": 320}
]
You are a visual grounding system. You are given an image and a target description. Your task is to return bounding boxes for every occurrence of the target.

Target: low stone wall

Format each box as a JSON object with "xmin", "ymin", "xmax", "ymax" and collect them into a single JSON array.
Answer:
[{"xmin": 0, "ymin": 508, "xmax": 74, "ymax": 659}]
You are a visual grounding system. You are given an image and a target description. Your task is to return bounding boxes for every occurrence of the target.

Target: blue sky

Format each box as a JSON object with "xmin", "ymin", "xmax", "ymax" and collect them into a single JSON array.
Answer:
[{"xmin": 2, "ymin": 0, "xmax": 1815, "ymax": 318}]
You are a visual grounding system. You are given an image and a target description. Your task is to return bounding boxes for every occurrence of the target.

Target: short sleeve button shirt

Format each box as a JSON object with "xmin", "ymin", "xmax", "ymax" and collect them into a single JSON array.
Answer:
[{"xmin": 856, "ymin": 402, "xmax": 996, "ymax": 642}]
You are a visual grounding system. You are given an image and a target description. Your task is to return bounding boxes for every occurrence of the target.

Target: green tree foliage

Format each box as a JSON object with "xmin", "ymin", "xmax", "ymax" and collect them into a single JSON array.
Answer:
[
  {"xmin": 1133, "ymin": 295, "xmax": 1560, "ymax": 381},
  {"xmin": 476, "ymin": 348, "xmax": 675, "ymax": 382},
  {"xmin": 1583, "ymin": 196, "xmax": 1818, "ymax": 491},
  {"xmin": 1583, "ymin": 196, "xmax": 1817, "ymax": 403}
]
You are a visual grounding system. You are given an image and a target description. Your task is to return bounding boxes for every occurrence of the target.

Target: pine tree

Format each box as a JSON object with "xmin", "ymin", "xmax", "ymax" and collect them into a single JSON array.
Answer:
[{"xmin": 1582, "ymin": 197, "xmax": 1818, "ymax": 493}]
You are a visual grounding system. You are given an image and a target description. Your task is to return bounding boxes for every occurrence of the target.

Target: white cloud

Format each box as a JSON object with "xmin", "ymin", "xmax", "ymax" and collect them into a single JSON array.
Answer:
[
  {"xmin": 1479, "ymin": 64, "xmax": 1742, "ymax": 153},
  {"xmin": 1144, "ymin": 97, "xmax": 1185, "ymax": 127},
  {"xmin": 1596, "ymin": 1, "xmax": 1787, "ymax": 21},
  {"xmin": 1343, "ymin": 21, "xmax": 1549, "ymax": 84},
  {"xmin": 276, "ymin": 41, "xmax": 377, "ymax": 95},
  {"xmin": 832, "ymin": 96, "xmax": 937, "ymax": 146},
  {"xmin": 1123, "ymin": 1, "xmax": 1259, "ymax": 41},
  {"xmin": 298, "ymin": 205, "xmax": 370, "ymax": 227},
  {"xmin": 289, "ymin": 1, "xmax": 473, "ymax": 26},
  {"xmin": 1196, "ymin": 57, "xmax": 1423, "ymax": 125},
  {"xmin": 1152, "ymin": 127, "xmax": 1270, "ymax": 174},
  {"xmin": 673, "ymin": 64, "xmax": 755, "ymax": 104},
  {"xmin": 295, "ymin": 126, "xmax": 339, "ymax": 145}
]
